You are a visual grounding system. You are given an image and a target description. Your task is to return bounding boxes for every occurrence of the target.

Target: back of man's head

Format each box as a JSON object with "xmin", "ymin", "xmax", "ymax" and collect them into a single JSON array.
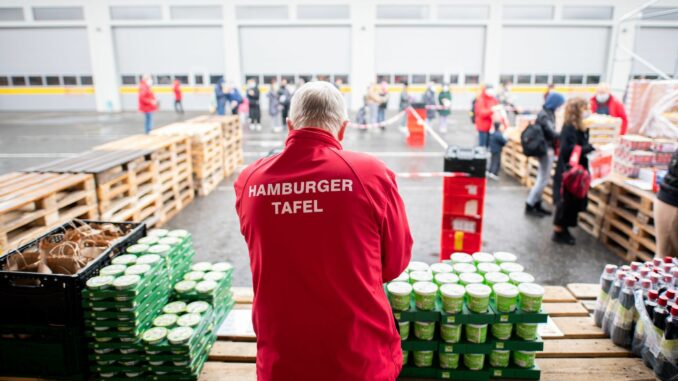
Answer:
[{"xmin": 289, "ymin": 81, "xmax": 348, "ymax": 136}]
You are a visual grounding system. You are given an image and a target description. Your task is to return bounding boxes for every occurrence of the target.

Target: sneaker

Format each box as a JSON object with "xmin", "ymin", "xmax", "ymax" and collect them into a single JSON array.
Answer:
[
  {"xmin": 487, "ymin": 172, "xmax": 499, "ymax": 181},
  {"xmin": 552, "ymin": 230, "xmax": 576, "ymax": 245},
  {"xmin": 525, "ymin": 203, "xmax": 544, "ymax": 218},
  {"xmin": 256, "ymin": 124, "xmax": 262, "ymax": 131},
  {"xmin": 534, "ymin": 201, "xmax": 553, "ymax": 216}
]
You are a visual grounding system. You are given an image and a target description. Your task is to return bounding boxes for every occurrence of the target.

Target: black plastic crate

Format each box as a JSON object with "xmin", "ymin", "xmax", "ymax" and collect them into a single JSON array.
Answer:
[
  {"xmin": 0, "ymin": 220, "xmax": 146, "ymax": 327},
  {"xmin": 444, "ymin": 146, "xmax": 488, "ymax": 177},
  {"xmin": 0, "ymin": 324, "xmax": 88, "ymax": 380}
]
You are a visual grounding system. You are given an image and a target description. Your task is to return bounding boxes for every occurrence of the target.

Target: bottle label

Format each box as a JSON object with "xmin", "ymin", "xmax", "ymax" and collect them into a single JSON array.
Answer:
[{"xmin": 660, "ymin": 338, "xmax": 677, "ymax": 358}]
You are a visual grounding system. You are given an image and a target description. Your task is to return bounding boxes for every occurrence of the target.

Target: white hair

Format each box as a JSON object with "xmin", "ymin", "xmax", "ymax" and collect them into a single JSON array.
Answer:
[{"xmin": 289, "ymin": 81, "xmax": 348, "ymax": 136}]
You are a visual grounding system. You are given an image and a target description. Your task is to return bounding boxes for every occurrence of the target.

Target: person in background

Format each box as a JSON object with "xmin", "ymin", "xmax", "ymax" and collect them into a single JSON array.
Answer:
[
  {"xmin": 278, "ymin": 78, "xmax": 292, "ymax": 129},
  {"xmin": 525, "ymin": 92, "xmax": 565, "ymax": 217},
  {"xmin": 497, "ymin": 80, "xmax": 522, "ymax": 115},
  {"xmin": 267, "ymin": 79, "xmax": 281, "ymax": 132},
  {"xmin": 423, "ymin": 82, "xmax": 437, "ymax": 125},
  {"xmin": 138, "ymin": 74, "xmax": 158, "ymax": 134},
  {"xmin": 438, "ymin": 83, "xmax": 452, "ymax": 133},
  {"xmin": 247, "ymin": 79, "xmax": 261, "ymax": 131},
  {"xmin": 377, "ymin": 81, "xmax": 389, "ymax": 127},
  {"xmin": 226, "ymin": 82, "xmax": 243, "ymax": 116},
  {"xmin": 234, "ymin": 81, "xmax": 412, "ymax": 380},
  {"xmin": 366, "ymin": 82, "xmax": 382, "ymax": 125},
  {"xmin": 590, "ymin": 83, "xmax": 629, "ymax": 135},
  {"xmin": 552, "ymin": 98, "xmax": 595, "ymax": 245},
  {"xmin": 173, "ymin": 79, "xmax": 183, "ymax": 115},
  {"xmin": 544, "ymin": 83, "xmax": 555, "ymax": 101},
  {"xmin": 488, "ymin": 122, "xmax": 508, "ymax": 180},
  {"xmin": 399, "ymin": 81, "xmax": 412, "ymax": 129},
  {"xmin": 655, "ymin": 148, "xmax": 678, "ymax": 257},
  {"xmin": 215, "ymin": 77, "xmax": 227, "ymax": 116},
  {"xmin": 474, "ymin": 84, "xmax": 499, "ymax": 148},
  {"xmin": 334, "ymin": 77, "xmax": 343, "ymax": 90}
]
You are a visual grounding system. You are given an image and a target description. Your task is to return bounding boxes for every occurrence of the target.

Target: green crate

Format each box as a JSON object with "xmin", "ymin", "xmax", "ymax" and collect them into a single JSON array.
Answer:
[
  {"xmin": 490, "ymin": 303, "xmax": 548, "ymax": 324},
  {"xmin": 489, "ymin": 362, "xmax": 541, "ymax": 379},
  {"xmin": 490, "ymin": 336, "xmax": 544, "ymax": 351},
  {"xmin": 437, "ymin": 341, "xmax": 492, "ymax": 354},
  {"xmin": 441, "ymin": 304, "xmax": 495, "ymax": 325}
]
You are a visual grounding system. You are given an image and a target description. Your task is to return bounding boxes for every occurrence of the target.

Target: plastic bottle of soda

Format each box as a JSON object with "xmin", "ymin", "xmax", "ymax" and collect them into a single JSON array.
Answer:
[
  {"xmin": 655, "ymin": 258, "xmax": 664, "ymax": 268},
  {"xmin": 643, "ymin": 296, "xmax": 670, "ymax": 370},
  {"xmin": 651, "ymin": 273, "xmax": 662, "ymax": 290},
  {"xmin": 603, "ymin": 271, "xmax": 627, "ymax": 335},
  {"xmin": 654, "ymin": 305, "xmax": 678, "ymax": 381},
  {"xmin": 633, "ymin": 289, "xmax": 659, "ymax": 356},
  {"xmin": 639, "ymin": 267, "xmax": 651, "ymax": 279},
  {"xmin": 611, "ymin": 277, "xmax": 637, "ymax": 347},
  {"xmin": 594, "ymin": 264, "xmax": 618, "ymax": 327}
]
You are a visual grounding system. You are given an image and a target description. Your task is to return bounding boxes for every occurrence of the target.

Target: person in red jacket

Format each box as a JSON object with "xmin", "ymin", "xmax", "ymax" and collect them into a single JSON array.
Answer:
[
  {"xmin": 138, "ymin": 74, "xmax": 158, "ymax": 134},
  {"xmin": 173, "ymin": 79, "xmax": 184, "ymax": 115},
  {"xmin": 590, "ymin": 83, "xmax": 628, "ymax": 135},
  {"xmin": 474, "ymin": 84, "xmax": 499, "ymax": 148},
  {"xmin": 234, "ymin": 81, "xmax": 413, "ymax": 381}
]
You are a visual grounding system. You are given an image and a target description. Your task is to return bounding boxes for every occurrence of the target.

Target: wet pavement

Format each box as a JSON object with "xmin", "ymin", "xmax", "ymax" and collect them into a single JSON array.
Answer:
[{"xmin": 0, "ymin": 111, "xmax": 624, "ymax": 286}]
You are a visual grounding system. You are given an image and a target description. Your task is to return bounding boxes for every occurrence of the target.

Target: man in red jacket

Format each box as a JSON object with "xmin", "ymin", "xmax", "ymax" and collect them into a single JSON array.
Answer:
[
  {"xmin": 138, "ymin": 74, "xmax": 158, "ymax": 134},
  {"xmin": 173, "ymin": 79, "xmax": 184, "ymax": 115},
  {"xmin": 234, "ymin": 81, "xmax": 413, "ymax": 381},
  {"xmin": 474, "ymin": 84, "xmax": 499, "ymax": 148},
  {"xmin": 590, "ymin": 83, "xmax": 628, "ymax": 135}
]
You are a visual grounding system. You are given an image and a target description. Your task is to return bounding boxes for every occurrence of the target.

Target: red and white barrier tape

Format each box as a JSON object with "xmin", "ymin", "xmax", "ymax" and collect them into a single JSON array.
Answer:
[
  {"xmin": 396, "ymin": 171, "xmax": 471, "ymax": 178},
  {"xmin": 348, "ymin": 110, "xmax": 406, "ymax": 130}
]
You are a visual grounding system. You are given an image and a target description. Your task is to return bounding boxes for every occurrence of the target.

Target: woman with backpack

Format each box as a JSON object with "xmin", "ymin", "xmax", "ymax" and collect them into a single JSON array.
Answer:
[
  {"xmin": 552, "ymin": 97, "xmax": 595, "ymax": 245},
  {"xmin": 524, "ymin": 92, "xmax": 565, "ymax": 217}
]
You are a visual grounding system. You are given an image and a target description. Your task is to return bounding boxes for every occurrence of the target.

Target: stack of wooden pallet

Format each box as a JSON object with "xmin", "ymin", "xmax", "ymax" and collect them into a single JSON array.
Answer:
[
  {"xmin": 94, "ymin": 134, "xmax": 194, "ymax": 226},
  {"xmin": 601, "ymin": 179, "xmax": 656, "ymax": 262},
  {"xmin": 189, "ymin": 115, "xmax": 244, "ymax": 178},
  {"xmin": 577, "ymin": 182, "xmax": 611, "ymax": 239},
  {"xmin": 152, "ymin": 122, "xmax": 225, "ymax": 196},
  {"xmin": 25, "ymin": 150, "xmax": 163, "ymax": 227},
  {"xmin": 501, "ymin": 139, "xmax": 529, "ymax": 184},
  {"xmin": 0, "ymin": 172, "xmax": 98, "ymax": 252}
]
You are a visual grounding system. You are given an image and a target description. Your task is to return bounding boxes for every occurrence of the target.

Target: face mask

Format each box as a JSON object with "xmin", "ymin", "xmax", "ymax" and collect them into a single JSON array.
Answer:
[
  {"xmin": 596, "ymin": 93, "xmax": 609, "ymax": 103},
  {"xmin": 485, "ymin": 89, "xmax": 496, "ymax": 97}
]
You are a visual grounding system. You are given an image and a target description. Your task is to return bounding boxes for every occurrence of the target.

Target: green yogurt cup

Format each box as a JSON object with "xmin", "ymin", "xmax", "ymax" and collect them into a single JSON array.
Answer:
[
  {"xmin": 409, "ymin": 271, "xmax": 433, "ymax": 284},
  {"xmin": 459, "ymin": 272, "xmax": 484, "ymax": 286},
  {"xmin": 191, "ymin": 262, "xmax": 213, "ymax": 272},
  {"xmin": 402, "ymin": 350, "xmax": 409, "ymax": 365},
  {"xmin": 516, "ymin": 323, "xmax": 538, "ymax": 340},
  {"xmin": 434, "ymin": 272, "xmax": 459, "ymax": 287},
  {"xmin": 112, "ymin": 254, "xmax": 137, "ymax": 266},
  {"xmin": 490, "ymin": 350, "xmax": 510, "ymax": 368},
  {"xmin": 518, "ymin": 283, "xmax": 545, "ymax": 312},
  {"xmin": 430, "ymin": 262, "xmax": 454, "ymax": 275},
  {"xmin": 413, "ymin": 351, "xmax": 434, "ymax": 367},
  {"xmin": 413, "ymin": 282, "xmax": 438, "ymax": 310},
  {"xmin": 387, "ymin": 282, "xmax": 412, "ymax": 311},
  {"xmin": 407, "ymin": 261, "xmax": 430, "ymax": 273},
  {"xmin": 491, "ymin": 323, "xmax": 513, "ymax": 340},
  {"xmin": 137, "ymin": 236, "xmax": 159, "ymax": 245},
  {"xmin": 453, "ymin": 263, "xmax": 476, "ymax": 274},
  {"xmin": 439, "ymin": 352, "xmax": 460, "ymax": 369},
  {"xmin": 500, "ymin": 262, "xmax": 524, "ymax": 274},
  {"xmin": 398, "ymin": 321, "xmax": 410, "ymax": 340},
  {"xmin": 477, "ymin": 262, "xmax": 501, "ymax": 275},
  {"xmin": 440, "ymin": 323, "xmax": 462, "ymax": 343},
  {"xmin": 148, "ymin": 244, "xmax": 171, "ymax": 257},
  {"xmin": 513, "ymin": 351, "xmax": 536, "ymax": 368},
  {"xmin": 484, "ymin": 272, "xmax": 510, "ymax": 289},
  {"xmin": 509, "ymin": 272, "xmax": 535, "ymax": 286},
  {"xmin": 147, "ymin": 229, "xmax": 169, "ymax": 237},
  {"xmin": 463, "ymin": 353, "xmax": 485, "ymax": 371},
  {"xmin": 465, "ymin": 284, "xmax": 491, "ymax": 313},
  {"xmin": 126, "ymin": 244, "xmax": 149, "ymax": 255},
  {"xmin": 493, "ymin": 283, "xmax": 519, "ymax": 313},
  {"xmin": 414, "ymin": 321, "xmax": 435, "ymax": 341},
  {"xmin": 465, "ymin": 324, "xmax": 488, "ymax": 343},
  {"xmin": 393, "ymin": 272, "xmax": 409, "ymax": 283},
  {"xmin": 450, "ymin": 252, "xmax": 473, "ymax": 264},
  {"xmin": 440, "ymin": 284, "xmax": 465, "ymax": 314},
  {"xmin": 472, "ymin": 252, "xmax": 495, "ymax": 264},
  {"xmin": 493, "ymin": 251, "xmax": 517, "ymax": 264}
]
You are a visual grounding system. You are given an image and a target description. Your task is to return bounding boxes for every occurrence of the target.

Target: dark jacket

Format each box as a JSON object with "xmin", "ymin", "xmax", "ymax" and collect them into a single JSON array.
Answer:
[
  {"xmin": 438, "ymin": 91, "xmax": 452, "ymax": 117},
  {"xmin": 247, "ymin": 87, "xmax": 260, "ymax": 107},
  {"xmin": 278, "ymin": 86, "xmax": 291, "ymax": 108},
  {"xmin": 534, "ymin": 108, "xmax": 559, "ymax": 148},
  {"xmin": 423, "ymin": 88, "xmax": 436, "ymax": 119},
  {"xmin": 399, "ymin": 91, "xmax": 411, "ymax": 111},
  {"xmin": 658, "ymin": 149, "xmax": 678, "ymax": 207},
  {"xmin": 553, "ymin": 123, "xmax": 594, "ymax": 206},
  {"xmin": 489, "ymin": 129, "xmax": 507, "ymax": 154}
]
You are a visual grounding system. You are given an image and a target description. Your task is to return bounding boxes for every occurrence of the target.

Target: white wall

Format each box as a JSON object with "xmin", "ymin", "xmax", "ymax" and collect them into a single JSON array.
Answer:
[{"xmin": 632, "ymin": 27, "xmax": 678, "ymax": 77}]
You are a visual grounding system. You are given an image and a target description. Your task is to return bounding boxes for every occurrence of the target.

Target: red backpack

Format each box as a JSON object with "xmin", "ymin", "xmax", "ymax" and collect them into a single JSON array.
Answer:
[{"xmin": 562, "ymin": 145, "xmax": 591, "ymax": 199}]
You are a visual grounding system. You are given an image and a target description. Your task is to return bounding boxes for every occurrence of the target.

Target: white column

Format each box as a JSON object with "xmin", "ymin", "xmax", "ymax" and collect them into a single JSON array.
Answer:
[
  {"xmin": 606, "ymin": 2, "xmax": 640, "ymax": 95},
  {"xmin": 222, "ymin": 2, "xmax": 242, "ymax": 84},
  {"xmin": 350, "ymin": 2, "xmax": 376, "ymax": 110},
  {"xmin": 482, "ymin": 1, "xmax": 502, "ymax": 86},
  {"xmin": 84, "ymin": 1, "xmax": 121, "ymax": 112}
]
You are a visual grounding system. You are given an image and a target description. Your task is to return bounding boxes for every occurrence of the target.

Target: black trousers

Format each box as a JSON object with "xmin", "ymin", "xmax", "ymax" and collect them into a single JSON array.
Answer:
[
  {"xmin": 489, "ymin": 151, "xmax": 502, "ymax": 175},
  {"xmin": 250, "ymin": 105, "xmax": 261, "ymax": 124},
  {"xmin": 281, "ymin": 106, "xmax": 289, "ymax": 125},
  {"xmin": 174, "ymin": 100, "xmax": 183, "ymax": 114}
]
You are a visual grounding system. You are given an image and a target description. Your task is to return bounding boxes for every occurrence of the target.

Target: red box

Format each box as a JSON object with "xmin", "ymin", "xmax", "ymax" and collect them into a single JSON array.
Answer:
[
  {"xmin": 443, "ymin": 176, "xmax": 486, "ymax": 198},
  {"xmin": 440, "ymin": 229, "xmax": 482, "ymax": 259},
  {"xmin": 442, "ymin": 195, "xmax": 484, "ymax": 218}
]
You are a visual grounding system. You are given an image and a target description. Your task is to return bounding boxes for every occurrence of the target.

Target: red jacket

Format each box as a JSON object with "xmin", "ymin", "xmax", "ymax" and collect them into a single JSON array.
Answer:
[
  {"xmin": 235, "ymin": 128, "xmax": 413, "ymax": 381},
  {"xmin": 138, "ymin": 81, "xmax": 157, "ymax": 113},
  {"xmin": 173, "ymin": 81, "xmax": 182, "ymax": 101},
  {"xmin": 590, "ymin": 94, "xmax": 628, "ymax": 135},
  {"xmin": 474, "ymin": 91, "xmax": 498, "ymax": 133}
]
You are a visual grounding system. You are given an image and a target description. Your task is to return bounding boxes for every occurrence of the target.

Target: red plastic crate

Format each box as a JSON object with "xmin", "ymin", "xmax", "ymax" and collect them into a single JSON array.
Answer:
[
  {"xmin": 441, "ymin": 214, "xmax": 482, "ymax": 234},
  {"xmin": 440, "ymin": 229, "xmax": 482, "ymax": 259},
  {"xmin": 443, "ymin": 176, "xmax": 486, "ymax": 198},
  {"xmin": 442, "ymin": 195, "xmax": 484, "ymax": 218}
]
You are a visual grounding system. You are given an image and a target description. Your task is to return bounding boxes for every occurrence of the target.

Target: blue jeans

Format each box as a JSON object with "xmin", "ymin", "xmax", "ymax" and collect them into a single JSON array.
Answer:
[
  {"xmin": 216, "ymin": 99, "xmax": 226, "ymax": 115},
  {"xmin": 378, "ymin": 107, "xmax": 386, "ymax": 123},
  {"xmin": 478, "ymin": 131, "xmax": 490, "ymax": 148},
  {"xmin": 144, "ymin": 112, "xmax": 153, "ymax": 134}
]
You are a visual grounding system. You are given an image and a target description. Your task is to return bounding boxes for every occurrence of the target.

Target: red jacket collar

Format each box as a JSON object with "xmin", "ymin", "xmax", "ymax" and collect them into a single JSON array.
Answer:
[{"xmin": 285, "ymin": 128, "xmax": 343, "ymax": 150}]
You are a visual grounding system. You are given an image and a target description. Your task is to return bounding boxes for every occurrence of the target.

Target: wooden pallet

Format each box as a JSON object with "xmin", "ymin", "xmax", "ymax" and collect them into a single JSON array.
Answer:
[
  {"xmin": 224, "ymin": 137, "xmax": 244, "ymax": 178},
  {"xmin": 0, "ymin": 172, "xmax": 98, "ymax": 252},
  {"xmin": 501, "ymin": 140, "xmax": 529, "ymax": 184},
  {"xmin": 25, "ymin": 149, "xmax": 164, "ymax": 227},
  {"xmin": 189, "ymin": 115, "xmax": 242, "ymax": 143}
]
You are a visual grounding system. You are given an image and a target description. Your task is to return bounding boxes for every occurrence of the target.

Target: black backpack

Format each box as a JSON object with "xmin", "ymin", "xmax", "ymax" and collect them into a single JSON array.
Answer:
[{"xmin": 521, "ymin": 123, "xmax": 546, "ymax": 157}]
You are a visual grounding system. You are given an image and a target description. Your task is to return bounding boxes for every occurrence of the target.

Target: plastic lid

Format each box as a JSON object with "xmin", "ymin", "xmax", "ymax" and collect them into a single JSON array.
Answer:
[
  {"xmin": 477, "ymin": 263, "xmax": 501, "ymax": 274},
  {"xmin": 654, "ymin": 258, "xmax": 663, "ymax": 267},
  {"xmin": 177, "ymin": 313, "xmax": 201, "ymax": 327},
  {"xmin": 630, "ymin": 262, "xmax": 641, "ymax": 271},
  {"xmin": 459, "ymin": 272, "xmax": 484, "ymax": 285},
  {"xmin": 509, "ymin": 272, "xmax": 535, "ymax": 284},
  {"xmin": 664, "ymin": 265, "xmax": 673, "ymax": 273},
  {"xmin": 148, "ymin": 244, "xmax": 171, "ymax": 255},
  {"xmin": 493, "ymin": 252, "xmax": 517, "ymax": 263},
  {"xmin": 494, "ymin": 283, "xmax": 519, "ymax": 298},
  {"xmin": 191, "ymin": 262, "xmax": 213, "ymax": 272},
  {"xmin": 671, "ymin": 306, "xmax": 678, "ymax": 316},
  {"xmin": 387, "ymin": 281, "xmax": 413, "ymax": 296},
  {"xmin": 174, "ymin": 280, "xmax": 196, "ymax": 293},
  {"xmin": 137, "ymin": 236, "xmax": 159, "ymax": 245},
  {"xmin": 112, "ymin": 254, "xmax": 138, "ymax": 266},
  {"xmin": 413, "ymin": 281, "xmax": 438, "ymax": 295},
  {"xmin": 649, "ymin": 290, "xmax": 659, "ymax": 300},
  {"xmin": 86, "ymin": 275, "xmax": 115, "ymax": 289},
  {"xmin": 153, "ymin": 314, "xmax": 178, "ymax": 328},
  {"xmin": 112, "ymin": 275, "xmax": 141, "ymax": 290},
  {"xmin": 168, "ymin": 326, "xmax": 193, "ymax": 344},
  {"xmin": 666, "ymin": 289, "xmax": 676, "ymax": 300},
  {"xmin": 186, "ymin": 301, "xmax": 210, "ymax": 315},
  {"xmin": 211, "ymin": 262, "xmax": 233, "ymax": 272},
  {"xmin": 624, "ymin": 278, "xmax": 636, "ymax": 288},
  {"xmin": 394, "ymin": 272, "xmax": 409, "ymax": 282},
  {"xmin": 183, "ymin": 271, "xmax": 205, "ymax": 281},
  {"xmin": 195, "ymin": 280, "xmax": 218, "ymax": 293},
  {"xmin": 163, "ymin": 301, "xmax": 187, "ymax": 315},
  {"xmin": 100, "ymin": 264, "xmax": 127, "ymax": 277},
  {"xmin": 501, "ymin": 262, "xmax": 525, "ymax": 274},
  {"xmin": 518, "ymin": 283, "xmax": 545, "ymax": 298},
  {"xmin": 126, "ymin": 244, "xmax": 149, "ymax": 254},
  {"xmin": 616, "ymin": 271, "xmax": 627, "ymax": 280},
  {"xmin": 142, "ymin": 327, "xmax": 168, "ymax": 343},
  {"xmin": 465, "ymin": 284, "xmax": 491, "ymax": 298},
  {"xmin": 472, "ymin": 252, "xmax": 495, "ymax": 263},
  {"xmin": 658, "ymin": 296, "xmax": 668, "ymax": 307},
  {"xmin": 640, "ymin": 279, "xmax": 652, "ymax": 289},
  {"xmin": 450, "ymin": 253, "xmax": 473, "ymax": 264},
  {"xmin": 407, "ymin": 261, "xmax": 430, "ymax": 272},
  {"xmin": 650, "ymin": 273, "xmax": 661, "ymax": 284},
  {"xmin": 440, "ymin": 284, "xmax": 465, "ymax": 298},
  {"xmin": 158, "ymin": 237, "xmax": 182, "ymax": 247},
  {"xmin": 435, "ymin": 273, "xmax": 459, "ymax": 284},
  {"xmin": 485, "ymin": 272, "xmax": 510, "ymax": 284},
  {"xmin": 604, "ymin": 264, "xmax": 618, "ymax": 274},
  {"xmin": 125, "ymin": 264, "xmax": 151, "ymax": 276},
  {"xmin": 664, "ymin": 257, "xmax": 674, "ymax": 264},
  {"xmin": 664, "ymin": 275, "xmax": 673, "ymax": 284},
  {"xmin": 430, "ymin": 263, "xmax": 453, "ymax": 274},
  {"xmin": 204, "ymin": 271, "xmax": 226, "ymax": 282},
  {"xmin": 136, "ymin": 254, "xmax": 161, "ymax": 265},
  {"xmin": 453, "ymin": 263, "xmax": 476, "ymax": 274},
  {"xmin": 410, "ymin": 270, "xmax": 433, "ymax": 283},
  {"xmin": 640, "ymin": 267, "xmax": 650, "ymax": 278},
  {"xmin": 620, "ymin": 265, "xmax": 631, "ymax": 272},
  {"xmin": 168, "ymin": 229, "xmax": 190, "ymax": 238},
  {"xmin": 147, "ymin": 229, "xmax": 169, "ymax": 237}
]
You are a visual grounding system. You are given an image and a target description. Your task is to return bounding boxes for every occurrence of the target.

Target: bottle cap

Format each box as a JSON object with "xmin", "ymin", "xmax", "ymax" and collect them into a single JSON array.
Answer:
[
  {"xmin": 664, "ymin": 265, "xmax": 673, "ymax": 274},
  {"xmin": 664, "ymin": 257, "xmax": 674, "ymax": 264},
  {"xmin": 650, "ymin": 274, "xmax": 661, "ymax": 284},
  {"xmin": 621, "ymin": 265, "xmax": 631, "ymax": 272},
  {"xmin": 654, "ymin": 258, "xmax": 663, "ymax": 267},
  {"xmin": 666, "ymin": 289, "xmax": 676, "ymax": 300},
  {"xmin": 658, "ymin": 296, "xmax": 669, "ymax": 307},
  {"xmin": 664, "ymin": 275, "xmax": 673, "ymax": 285},
  {"xmin": 604, "ymin": 264, "xmax": 618, "ymax": 274},
  {"xmin": 671, "ymin": 306, "xmax": 678, "ymax": 317},
  {"xmin": 640, "ymin": 279, "xmax": 651, "ymax": 289},
  {"xmin": 625, "ymin": 278, "xmax": 636, "ymax": 288},
  {"xmin": 616, "ymin": 271, "xmax": 627, "ymax": 280},
  {"xmin": 648, "ymin": 290, "xmax": 659, "ymax": 300},
  {"xmin": 630, "ymin": 262, "xmax": 641, "ymax": 271}
]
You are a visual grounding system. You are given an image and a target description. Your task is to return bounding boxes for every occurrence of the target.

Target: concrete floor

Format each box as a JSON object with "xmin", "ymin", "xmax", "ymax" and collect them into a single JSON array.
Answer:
[{"xmin": 0, "ymin": 110, "xmax": 624, "ymax": 286}]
